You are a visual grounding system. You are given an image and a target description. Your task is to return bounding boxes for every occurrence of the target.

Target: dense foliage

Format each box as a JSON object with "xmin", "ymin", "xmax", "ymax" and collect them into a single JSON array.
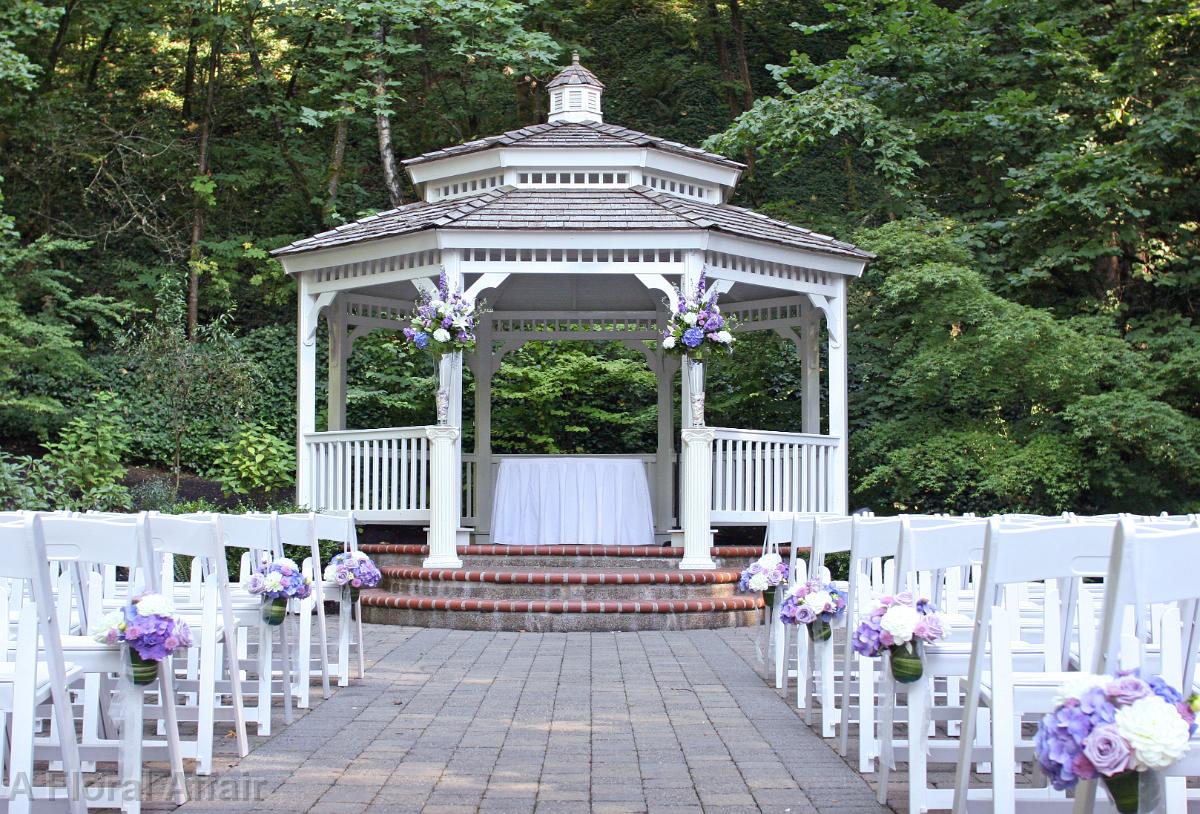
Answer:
[{"xmin": 0, "ymin": 0, "xmax": 1196, "ymax": 514}]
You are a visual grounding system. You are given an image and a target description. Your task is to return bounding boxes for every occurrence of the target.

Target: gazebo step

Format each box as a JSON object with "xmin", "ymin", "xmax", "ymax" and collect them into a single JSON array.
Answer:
[
  {"xmin": 377, "ymin": 565, "xmax": 745, "ymax": 602},
  {"xmin": 360, "ymin": 543, "xmax": 786, "ymax": 570},
  {"xmin": 359, "ymin": 590, "xmax": 764, "ymax": 632}
]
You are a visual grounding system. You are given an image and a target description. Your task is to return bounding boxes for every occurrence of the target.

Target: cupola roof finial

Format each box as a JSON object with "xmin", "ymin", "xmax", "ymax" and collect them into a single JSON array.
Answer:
[{"xmin": 547, "ymin": 52, "xmax": 604, "ymax": 123}]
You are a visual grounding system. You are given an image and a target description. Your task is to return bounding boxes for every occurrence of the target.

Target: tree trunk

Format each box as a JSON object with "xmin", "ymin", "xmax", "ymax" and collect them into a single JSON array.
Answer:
[
  {"xmin": 181, "ymin": 12, "xmax": 200, "ymax": 121},
  {"xmin": 727, "ymin": 0, "xmax": 755, "ymax": 112},
  {"xmin": 703, "ymin": 0, "xmax": 741, "ymax": 117},
  {"xmin": 83, "ymin": 18, "xmax": 118, "ymax": 92},
  {"xmin": 40, "ymin": 0, "xmax": 80, "ymax": 93},
  {"xmin": 374, "ymin": 23, "xmax": 404, "ymax": 208},
  {"xmin": 187, "ymin": 0, "xmax": 223, "ymax": 338},
  {"xmin": 323, "ymin": 115, "xmax": 349, "ymax": 224}
]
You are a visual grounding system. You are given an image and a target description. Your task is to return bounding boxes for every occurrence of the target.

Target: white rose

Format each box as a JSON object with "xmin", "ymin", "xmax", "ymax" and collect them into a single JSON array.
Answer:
[
  {"xmin": 90, "ymin": 610, "xmax": 126, "ymax": 644},
  {"xmin": 432, "ymin": 328, "xmax": 451, "ymax": 343},
  {"xmin": 715, "ymin": 330, "xmax": 733, "ymax": 344},
  {"xmin": 662, "ymin": 336, "xmax": 676, "ymax": 350},
  {"xmin": 682, "ymin": 312, "xmax": 698, "ymax": 326},
  {"xmin": 322, "ymin": 563, "xmax": 337, "ymax": 581},
  {"xmin": 263, "ymin": 572, "xmax": 284, "ymax": 592},
  {"xmin": 352, "ymin": 551, "xmax": 369, "ymax": 561},
  {"xmin": 748, "ymin": 573, "xmax": 770, "ymax": 592},
  {"xmin": 134, "ymin": 593, "xmax": 172, "ymax": 616},
  {"xmin": 880, "ymin": 604, "xmax": 920, "ymax": 644},
  {"xmin": 804, "ymin": 590, "xmax": 833, "ymax": 613},
  {"xmin": 1116, "ymin": 697, "xmax": 1192, "ymax": 770}
]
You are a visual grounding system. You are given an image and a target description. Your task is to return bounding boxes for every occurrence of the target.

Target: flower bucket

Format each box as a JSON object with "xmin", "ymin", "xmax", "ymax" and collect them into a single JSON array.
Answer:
[
  {"xmin": 762, "ymin": 586, "xmax": 776, "ymax": 608},
  {"xmin": 890, "ymin": 641, "xmax": 923, "ymax": 683},
  {"xmin": 808, "ymin": 619, "xmax": 832, "ymax": 643},
  {"xmin": 686, "ymin": 358, "xmax": 705, "ymax": 426},
  {"xmin": 348, "ymin": 586, "xmax": 360, "ymax": 604},
  {"xmin": 262, "ymin": 597, "xmax": 288, "ymax": 626},
  {"xmin": 1103, "ymin": 770, "xmax": 1160, "ymax": 814},
  {"xmin": 128, "ymin": 650, "xmax": 159, "ymax": 686}
]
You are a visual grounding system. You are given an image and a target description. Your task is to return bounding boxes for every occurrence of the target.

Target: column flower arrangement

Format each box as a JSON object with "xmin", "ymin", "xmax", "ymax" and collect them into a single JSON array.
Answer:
[
  {"xmin": 245, "ymin": 557, "xmax": 313, "ymax": 625},
  {"xmin": 91, "ymin": 593, "xmax": 193, "ymax": 685},
  {"xmin": 323, "ymin": 550, "xmax": 382, "ymax": 603},
  {"xmin": 737, "ymin": 552, "xmax": 789, "ymax": 606},
  {"xmin": 402, "ymin": 270, "xmax": 484, "ymax": 357},
  {"xmin": 661, "ymin": 270, "xmax": 734, "ymax": 362},
  {"xmin": 850, "ymin": 593, "xmax": 948, "ymax": 683},
  {"xmin": 1034, "ymin": 671, "xmax": 1198, "ymax": 813},
  {"xmin": 779, "ymin": 579, "xmax": 847, "ymax": 642}
]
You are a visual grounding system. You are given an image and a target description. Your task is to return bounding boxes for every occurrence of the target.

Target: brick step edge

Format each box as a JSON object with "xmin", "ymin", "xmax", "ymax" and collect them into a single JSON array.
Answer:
[
  {"xmin": 361, "ymin": 543, "xmax": 794, "ymax": 558},
  {"xmin": 379, "ymin": 566, "xmax": 742, "ymax": 585},
  {"xmin": 359, "ymin": 590, "xmax": 765, "ymax": 614}
]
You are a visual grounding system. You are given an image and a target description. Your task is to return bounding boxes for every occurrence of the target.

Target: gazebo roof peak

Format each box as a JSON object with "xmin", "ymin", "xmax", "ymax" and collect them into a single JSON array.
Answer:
[{"xmin": 547, "ymin": 52, "xmax": 604, "ymax": 124}]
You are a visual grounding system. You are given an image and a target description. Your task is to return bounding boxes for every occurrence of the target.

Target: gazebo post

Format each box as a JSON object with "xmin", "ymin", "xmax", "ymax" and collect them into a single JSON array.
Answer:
[
  {"xmin": 678, "ymin": 251, "xmax": 715, "ymax": 570},
  {"xmin": 799, "ymin": 301, "xmax": 822, "ymax": 435},
  {"xmin": 296, "ymin": 279, "xmax": 319, "ymax": 509},
  {"xmin": 424, "ymin": 251, "xmax": 465, "ymax": 568},
  {"xmin": 827, "ymin": 282, "xmax": 849, "ymax": 514},
  {"xmin": 327, "ymin": 295, "xmax": 348, "ymax": 431},
  {"xmin": 470, "ymin": 315, "xmax": 495, "ymax": 536},
  {"xmin": 654, "ymin": 353, "xmax": 678, "ymax": 536}
]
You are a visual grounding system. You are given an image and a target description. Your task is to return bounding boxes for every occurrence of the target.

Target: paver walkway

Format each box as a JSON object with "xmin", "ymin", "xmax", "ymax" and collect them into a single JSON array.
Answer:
[{"xmin": 174, "ymin": 624, "xmax": 893, "ymax": 814}]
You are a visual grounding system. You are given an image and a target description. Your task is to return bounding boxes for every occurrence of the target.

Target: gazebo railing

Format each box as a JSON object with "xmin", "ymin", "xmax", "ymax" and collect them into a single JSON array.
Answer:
[
  {"xmin": 302, "ymin": 427, "xmax": 431, "ymax": 521},
  {"xmin": 709, "ymin": 427, "xmax": 839, "ymax": 521}
]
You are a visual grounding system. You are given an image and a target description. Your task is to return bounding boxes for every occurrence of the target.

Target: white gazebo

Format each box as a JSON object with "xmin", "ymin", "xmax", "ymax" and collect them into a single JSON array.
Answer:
[{"xmin": 273, "ymin": 54, "xmax": 871, "ymax": 571}]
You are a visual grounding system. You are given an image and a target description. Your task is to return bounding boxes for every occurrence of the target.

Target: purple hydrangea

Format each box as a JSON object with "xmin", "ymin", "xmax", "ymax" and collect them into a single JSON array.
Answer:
[
  {"xmin": 324, "ymin": 551, "xmax": 382, "ymax": 590},
  {"xmin": 682, "ymin": 327, "xmax": 705, "ymax": 348},
  {"xmin": 246, "ymin": 558, "xmax": 313, "ymax": 600},
  {"xmin": 1035, "ymin": 706, "xmax": 1093, "ymax": 790}
]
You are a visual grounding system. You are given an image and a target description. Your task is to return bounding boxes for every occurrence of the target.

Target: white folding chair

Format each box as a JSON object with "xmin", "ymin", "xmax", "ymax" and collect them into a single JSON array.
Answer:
[
  {"xmin": 277, "ymin": 513, "xmax": 331, "ymax": 707},
  {"xmin": 0, "ymin": 516, "xmax": 86, "ymax": 814},
  {"xmin": 313, "ymin": 512, "xmax": 364, "ymax": 687},
  {"xmin": 801, "ymin": 515, "xmax": 853, "ymax": 736}
]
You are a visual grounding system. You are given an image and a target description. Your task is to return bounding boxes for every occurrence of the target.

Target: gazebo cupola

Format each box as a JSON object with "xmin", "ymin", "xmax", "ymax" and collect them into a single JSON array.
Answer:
[
  {"xmin": 547, "ymin": 52, "xmax": 604, "ymax": 124},
  {"xmin": 274, "ymin": 53, "xmax": 872, "ymax": 573}
]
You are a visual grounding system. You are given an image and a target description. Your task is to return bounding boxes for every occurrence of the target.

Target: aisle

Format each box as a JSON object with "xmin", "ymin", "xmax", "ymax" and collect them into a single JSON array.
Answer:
[{"xmin": 173, "ymin": 625, "xmax": 891, "ymax": 814}]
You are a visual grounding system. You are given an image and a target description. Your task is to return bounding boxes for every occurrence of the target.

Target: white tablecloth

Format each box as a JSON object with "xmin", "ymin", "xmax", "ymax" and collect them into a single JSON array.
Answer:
[{"xmin": 491, "ymin": 457, "xmax": 655, "ymax": 546}]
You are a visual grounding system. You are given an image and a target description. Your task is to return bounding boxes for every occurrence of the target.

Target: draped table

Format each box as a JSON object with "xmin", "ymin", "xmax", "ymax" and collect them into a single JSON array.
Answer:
[{"xmin": 490, "ymin": 457, "xmax": 655, "ymax": 546}]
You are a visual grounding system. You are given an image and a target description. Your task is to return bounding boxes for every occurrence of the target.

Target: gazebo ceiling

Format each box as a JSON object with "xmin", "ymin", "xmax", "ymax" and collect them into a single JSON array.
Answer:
[{"xmin": 273, "ymin": 186, "xmax": 871, "ymax": 261}]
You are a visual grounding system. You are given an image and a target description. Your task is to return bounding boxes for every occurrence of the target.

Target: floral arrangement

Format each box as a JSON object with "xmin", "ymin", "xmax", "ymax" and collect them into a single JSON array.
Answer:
[
  {"xmin": 91, "ymin": 593, "xmax": 193, "ymax": 685},
  {"xmin": 661, "ymin": 270, "xmax": 733, "ymax": 360},
  {"xmin": 779, "ymin": 580, "xmax": 847, "ymax": 641},
  {"xmin": 323, "ymin": 551, "xmax": 382, "ymax": 600},
  {"xmin": 851, "ymin": 592, "xmax": 947, "ymax": 682},
  {"xmin": 245, "ymin": 557, "xmax": 313, "ymax": 625},
  {"xmin": 1034, "ymin": 672, "xmax": 1198, "ymax": 813},
  {"xmin": 738, "ymin": 552, "xmax": 789, "ymax": 605},
  {"xmin": 402, "ymin": 270, "xmax": 482, "ymax": 355}
]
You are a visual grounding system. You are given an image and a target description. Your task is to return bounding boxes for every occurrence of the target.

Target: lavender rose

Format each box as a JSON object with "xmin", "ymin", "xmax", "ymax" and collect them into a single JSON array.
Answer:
[
  {"xmin": 1105, "ymin": 676, "xmax": 1151, "ymax": 706},
  {"xmin": 1082, "ymin": 724, "xmax": 1134, "ymax": 776},
  {"xmin": 794, "ymin": 604, "xmax": 818, "ymax": 625}
]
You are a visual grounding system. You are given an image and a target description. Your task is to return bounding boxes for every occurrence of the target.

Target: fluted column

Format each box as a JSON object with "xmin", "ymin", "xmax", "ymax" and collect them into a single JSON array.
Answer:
[
  {"xmin": 424, "ymin": 425, "xmax": 463, "ymax": 568},
  {"xmin": 679, "ymin": 426, "xmax": 716, "ymax": 570}
]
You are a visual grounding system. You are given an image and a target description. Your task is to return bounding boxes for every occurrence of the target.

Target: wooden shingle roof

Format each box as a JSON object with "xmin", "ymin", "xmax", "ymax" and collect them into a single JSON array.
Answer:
[{"xmin": 272, "ymin": 187, "xmax": 871, "ymax": 261}]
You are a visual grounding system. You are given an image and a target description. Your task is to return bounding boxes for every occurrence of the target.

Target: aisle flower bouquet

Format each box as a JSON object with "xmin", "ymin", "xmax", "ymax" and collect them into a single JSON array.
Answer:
[
  {"xmin": 91, "ymin": 593, "xmax": 193, "ymax": 685},
  {"xmin": 1034, "ymin": 672, "xmax": 1198, "ymax": 813},
  {"xmin": 323, "ymin": 550, "xmax": 382, "ymax": 602},
  {"xmin": 850, "ymin": 593, "xmax": 947, "ymax": 683},
  {"xmin": 246, "ymin": 557, "xmax": 313, "ymax": 625},
  {"xmin": 661, "ymin": 270, "xmax": 734, "ymax": 361},
  {"xmin": 402, "ymin": 270, "xmax": 484, "ymax": 356},
  {"xmin": 737, "ymin": 552, "xmax": 789, "ymax": 606},
  {"xmin": 779, "ymin": 580, "xmax": 846, "ymax": 642}
]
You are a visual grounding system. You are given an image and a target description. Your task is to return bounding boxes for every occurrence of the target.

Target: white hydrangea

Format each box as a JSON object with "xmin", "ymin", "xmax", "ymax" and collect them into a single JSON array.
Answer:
[
  {"xmin": 1116, "ymin": 696, "xmax": 1192, "ymax": 770},
  {"xmin": 880, "ymin": 604, "xmax": 920, "ymax": 644},
  {"xmin": 748, "ymin": 573, "xmax": 770, "ymax": 592},
  {"xmin": 278, "ymin": 558, "xmax": 300, "ymax": 572},
  {"xmin": 351, "ymin": 551, "xmax": 369, "ymax": 561},
  {"xmin": 758, "ymin": 552, "xmax": 782, "ymax": 570},
  {"xmin": 1051, "ymin": 673, "xmax": 1109, "ymax": 706},
  {"xmin": 432, "ymin": 328, "xmax": 451, "ymax": 343},
  {"xmin": 662, "ymin": 336, "xmax": 676, "ymax": 350},
  {"xmin": 134, "ymin": 593, "xmax": 172, "ymax": 617},
  {"xmin": 431, "ymin": 299, "xmax": 446, "ymax": 309},
  {"xmin": 90, "ymin": 610, "xmax": 126, "ymax": 644},
  {"xmin": 263, "ymin": 572, "xmax": 284, "ymax": 592},
  {"xmin": 715, "ymin": 330, "xmax": 733, "ymax": 344},
  {"xmin": 682, "ymin": 312, "xmax": 698, "ymax": 326}
]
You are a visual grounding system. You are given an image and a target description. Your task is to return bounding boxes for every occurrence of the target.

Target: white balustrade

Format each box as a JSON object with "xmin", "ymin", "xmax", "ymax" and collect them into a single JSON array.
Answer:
[
  {"xmin": 302, "ymin": 427, "xmax": 432, "ymax": 521},
  {"xmin": 710, "ymin": 428, "xmax": 839, "ymax": 521}
]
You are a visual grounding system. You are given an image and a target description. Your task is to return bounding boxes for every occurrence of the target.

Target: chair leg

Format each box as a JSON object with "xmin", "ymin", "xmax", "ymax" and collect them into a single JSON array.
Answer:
[
  {"xmin": 338, "ymin": 596, "xmax": 351, "ymax": 687},
  {"xmin": 877, "ymin": 667, "xmax": 896, "ymax": 806},
  {"xmin": 120, "ymin": 684, "xmax": 145, "ymax": 814},
  {"xmin": 354, "ymin": 599, "xmax": 365, "ymax": 679},
  {"xmin": 257, "ymin": 622, "xmax": 272, "ymax": 736},
  {"xmin": 159, "ymin": 658, "xmax": 187, "ymax": 805},
  {"xmin": 907, "ymin": 677, "xmax": 930, "ymax": 814},
  {"xmin": 819, "ymin": 639, "xmax": 839, "ymax": 737},
  {"xmin": 280, "ymin": 614, "xmax": 294, "ymax": 726},
  {"xmin": 316, "ymin": 595, "xmax": 332, "ymax": 697},
  {"xmin": 297, "ymin": 600, "xmax": 313, "ymax": 709},
  {"xmin": 196, "ymin": 635, "xmax": 217, "ymax": 775},
  {"xmin": 858, "ymin": 654, "xmax": 876, "ymax": 773}
]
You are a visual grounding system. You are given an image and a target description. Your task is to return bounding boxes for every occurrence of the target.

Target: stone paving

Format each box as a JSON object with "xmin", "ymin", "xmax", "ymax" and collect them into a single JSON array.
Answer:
[{"xmin": 171, "ymin": 624, "xmax": 895, "ymax": 814}]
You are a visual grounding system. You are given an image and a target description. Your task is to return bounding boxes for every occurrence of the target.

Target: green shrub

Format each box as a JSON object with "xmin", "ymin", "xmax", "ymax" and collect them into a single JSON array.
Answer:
[{"xmin": 212, "ymin": 423, "xmax": 295, "ymax": 499}]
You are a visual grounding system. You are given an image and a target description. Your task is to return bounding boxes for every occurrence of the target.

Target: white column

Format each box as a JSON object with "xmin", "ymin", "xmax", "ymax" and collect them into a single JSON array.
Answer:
[
  {"xmin": 296, "ymin": 277, "xmax": 318, "ymax": 508},
  {"xmin": 424, "ymin": 426, "xmax": 463, "ymax": 568},
  {"xmin": 827, "ymin": 281, "xmax": 849, "ymax": 514},
  {"xmin": 679, "ymin": 427, "xmax": 716, "ymax": 569},
  {"xmin": 441, "ymin": 250, "xmax": 465, "ymax": 526},
  {"xmin": 471, "ymin": 317, "xmax": 494, "ymax": 535},
  {"xmin": 800, "ymin": 300, "xmax": 821, "ymax": 435},
  {"xmin": 654, "ymin": 354, "xmax": 678, "ymax": 534},
  {"xmin": 327, "ymin": 296, "xmax": 348, "ymax": 432}
]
